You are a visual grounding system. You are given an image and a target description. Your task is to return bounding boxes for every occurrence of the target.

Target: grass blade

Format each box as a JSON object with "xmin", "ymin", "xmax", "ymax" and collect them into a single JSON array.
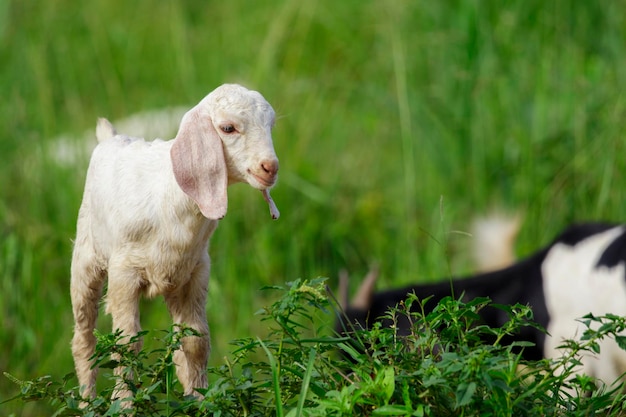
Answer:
[
  {"xmin": 258, "ymin": 338, "xmax": 283, "ymax": 417},
  {"xmin": 294, "ymin": 347, "xmax": 317, "ymax": 416}
]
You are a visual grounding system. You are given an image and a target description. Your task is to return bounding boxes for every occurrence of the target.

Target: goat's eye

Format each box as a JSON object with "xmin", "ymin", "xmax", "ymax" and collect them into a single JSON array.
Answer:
[{"xmin": 220, "ymin": 125, "xmax": 236, "ymax": 134}]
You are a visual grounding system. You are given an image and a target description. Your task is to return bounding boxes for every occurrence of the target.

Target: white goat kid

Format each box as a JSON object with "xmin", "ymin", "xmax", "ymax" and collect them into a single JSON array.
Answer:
[{"xmin": 70, "ymin": 84, "xmax": 280, "ymax": 402}]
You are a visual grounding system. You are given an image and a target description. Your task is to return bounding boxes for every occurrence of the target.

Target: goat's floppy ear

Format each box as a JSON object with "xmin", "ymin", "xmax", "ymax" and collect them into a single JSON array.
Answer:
[{"xmin": 171, "ymin": 109, "xmax": 228, "ymax": 220}]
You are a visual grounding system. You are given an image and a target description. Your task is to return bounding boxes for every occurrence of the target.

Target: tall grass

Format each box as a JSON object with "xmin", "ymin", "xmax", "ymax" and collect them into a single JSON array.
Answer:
[{"xmin": 1, "ymin": 0, "xmax": 625, "ymax": 414}]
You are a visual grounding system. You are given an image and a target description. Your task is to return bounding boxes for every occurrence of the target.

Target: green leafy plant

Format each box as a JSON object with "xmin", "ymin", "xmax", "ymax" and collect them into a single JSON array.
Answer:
[{"xmin": 4, "ymin": 278, "xmax": 626, "ymax": 416}]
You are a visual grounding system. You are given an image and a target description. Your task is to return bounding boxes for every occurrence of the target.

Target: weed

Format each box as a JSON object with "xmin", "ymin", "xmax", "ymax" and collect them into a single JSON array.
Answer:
[{"xmin": 5, "ymin": 279, "xmax": 626, "ymax": 416}]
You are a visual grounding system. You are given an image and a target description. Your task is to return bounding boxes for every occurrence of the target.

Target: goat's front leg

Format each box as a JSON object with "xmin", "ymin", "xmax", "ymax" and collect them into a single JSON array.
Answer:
[
  {"xmin": 105, "ymin": 265, "xmax": 143, "ymax": 405},
  {"xmin": 164, "ymin": 258, "xmax": 210, "ymax": 397}
]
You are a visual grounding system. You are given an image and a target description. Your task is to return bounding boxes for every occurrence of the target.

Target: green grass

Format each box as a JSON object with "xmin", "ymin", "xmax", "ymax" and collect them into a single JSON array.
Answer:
[
  {"xmin": 1, "ymin": 0, "xmax": 626, "ymax": 414},
  {"xmin": 5, "ymin": 280, "xmax": 626, "ymax": 415}
]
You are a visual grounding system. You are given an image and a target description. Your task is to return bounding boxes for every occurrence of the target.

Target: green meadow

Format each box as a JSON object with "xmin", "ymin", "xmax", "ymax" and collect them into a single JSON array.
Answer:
[{"xmin": 1, "ymin": 1, "xmax": 625, "ymax": 414}]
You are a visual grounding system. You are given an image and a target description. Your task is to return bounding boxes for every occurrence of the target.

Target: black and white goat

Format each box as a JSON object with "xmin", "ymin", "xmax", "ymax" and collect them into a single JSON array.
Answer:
[{"xmin": 339, "ymin": 222, "xmax": 626, "ymax": 385}]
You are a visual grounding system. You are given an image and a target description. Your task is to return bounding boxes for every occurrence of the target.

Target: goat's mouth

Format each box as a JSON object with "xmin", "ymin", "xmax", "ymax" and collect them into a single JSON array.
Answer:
[{"xmin": 249, "ymin": 170, "xmax": 277, "ymax": 188}]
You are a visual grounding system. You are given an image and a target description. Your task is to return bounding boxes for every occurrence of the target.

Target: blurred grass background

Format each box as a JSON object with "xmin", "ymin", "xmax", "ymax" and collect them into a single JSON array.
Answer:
[{"xmin": 1, "ymin": 0, "xmax": 625, "ymax": 414}]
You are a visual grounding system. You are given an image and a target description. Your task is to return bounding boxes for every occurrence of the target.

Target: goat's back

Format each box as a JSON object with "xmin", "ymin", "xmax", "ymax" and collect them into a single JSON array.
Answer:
[{"xmin": 76, "ymin": 135, "xmax": 215, "ymax": 281}]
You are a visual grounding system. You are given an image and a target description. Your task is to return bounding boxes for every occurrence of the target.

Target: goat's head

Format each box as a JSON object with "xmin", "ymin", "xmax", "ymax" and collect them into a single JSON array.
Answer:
[{"xmin": 171, "ymin": 84, "xmax": 279, "ymax": 220}]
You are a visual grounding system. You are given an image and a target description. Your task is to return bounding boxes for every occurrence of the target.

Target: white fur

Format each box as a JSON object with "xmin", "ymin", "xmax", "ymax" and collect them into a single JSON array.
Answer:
[
  {"xmin": 471, "ymin": 213, "xmax": 521, "ymax": 272},
  {"xmin": 543, "ymin": 227, "xmax": 626, "ymax": 387},
  {"xmin": 70, "ymin": 84, "xmax": 279, "ymax": 402}
]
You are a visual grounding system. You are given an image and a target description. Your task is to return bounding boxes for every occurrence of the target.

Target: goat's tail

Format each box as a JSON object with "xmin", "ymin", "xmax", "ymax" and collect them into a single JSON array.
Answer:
[
  {"xmin": 471, "ymin": 212, "xmax": 522, "ymax": 272},
  {"xmin": 96, "ymin": 118, "xmax": 117, "ymax": 142}
]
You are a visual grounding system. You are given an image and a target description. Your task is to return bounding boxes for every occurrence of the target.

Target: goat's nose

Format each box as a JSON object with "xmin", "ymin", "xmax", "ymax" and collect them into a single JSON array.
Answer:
[{"xmin": 261, "ymin": 159, "xmax": 279, "ymax": 177}]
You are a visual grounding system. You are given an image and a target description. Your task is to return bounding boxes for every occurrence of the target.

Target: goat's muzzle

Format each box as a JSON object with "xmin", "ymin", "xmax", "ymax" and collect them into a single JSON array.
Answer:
[{"xmin": 250, "ymin": 158, "xmax": 279, "ymax": 188}]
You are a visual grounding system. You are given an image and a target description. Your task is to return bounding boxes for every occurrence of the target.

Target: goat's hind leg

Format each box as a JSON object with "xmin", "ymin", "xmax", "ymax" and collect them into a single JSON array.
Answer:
[
  {"xmin": 165, "ymin": 260, "xmax": 210, "ymax": 397},
  {"xmin": 70, "ymin": 250, "xmax": 106, "ymax": 399},
  {"xmin": 105, "ymin": 264, "xmax": 143, "ymax": 404}
]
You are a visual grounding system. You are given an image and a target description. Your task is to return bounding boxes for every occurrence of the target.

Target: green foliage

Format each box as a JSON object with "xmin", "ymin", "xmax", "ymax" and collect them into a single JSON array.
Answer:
[
  {"xmin": 3, "ymin": 0, "xmax": 626, "ymax": 414},
  {"xmin": 5, "ymin": 279, "xmax": 626, "ymax": 416}
]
